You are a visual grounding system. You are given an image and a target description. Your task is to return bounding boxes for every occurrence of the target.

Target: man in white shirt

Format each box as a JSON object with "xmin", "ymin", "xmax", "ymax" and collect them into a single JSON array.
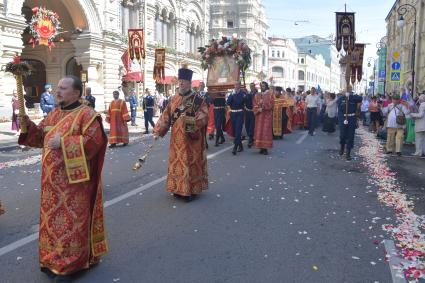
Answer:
[
  {"xmin": 360, "ymin": 95, "xmax": 370, "ymax": 126},
  {"xmin": 382, "ymin": 94, "xmax": 409, "ymax": 156},
  {"xmin": 305, "ymin": 87, "xmax": 320, "ymax": 136}
]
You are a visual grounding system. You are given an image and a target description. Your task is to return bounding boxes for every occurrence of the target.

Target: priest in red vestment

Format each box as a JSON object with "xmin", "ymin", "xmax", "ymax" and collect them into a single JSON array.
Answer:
[
  {"xmin": 106, "ymin": 90, "xmax": 130, "ymax": 147},
  {"xmin": 19, "ymin": 76, "xmax": 108, "ymax": 282},
  {"xmin": 154, "ymin": 67, "xmax": 209, "ymax": 202},
  {"xmin": 253, "ymin": 81, "xmax": 274, "ymax": 155}
]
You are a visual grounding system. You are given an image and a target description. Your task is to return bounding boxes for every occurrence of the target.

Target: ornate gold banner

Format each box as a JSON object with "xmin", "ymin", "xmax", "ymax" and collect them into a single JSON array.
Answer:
[
  {"xmin": 128, "ymin": 29, "xmax": 145, "ymax": 61},
  {"xmin": 350, "ymin": 43, "xmax": 365, "ymax": 83},
  {"xmin": 153, "ymin": 48, "xmax": 166, "ymax": 83},
  {"xmin": 335, "ymin": 12, "xmax": 355, "ymax": 52}
]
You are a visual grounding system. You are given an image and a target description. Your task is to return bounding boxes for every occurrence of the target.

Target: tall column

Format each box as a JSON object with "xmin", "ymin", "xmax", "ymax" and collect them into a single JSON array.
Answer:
[{"xmin": 162, "ymin": 19, "xmax": 167, "ymax": 46}]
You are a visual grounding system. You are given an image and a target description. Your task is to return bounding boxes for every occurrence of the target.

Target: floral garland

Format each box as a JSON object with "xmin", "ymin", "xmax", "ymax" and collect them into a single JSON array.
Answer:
[
  {"xmin": 28, "ymin": 7, "xmax": 61, "ymax": 49},
  {"xmin": 198, "ymin": 37, "xmax": 251, "ymax": 72},
  {"xmin": 5, "ymin": 56, "xmax": 32, "ymax": 77}
]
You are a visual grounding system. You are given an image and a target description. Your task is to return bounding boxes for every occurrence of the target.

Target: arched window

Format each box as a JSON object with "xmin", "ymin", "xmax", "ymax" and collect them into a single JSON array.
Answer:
[
  {"xmin": 277, "ymin": 51, "xmax": 280, "ymax": 58},
  {"xmin": 272, "ymin": 50, "xmax": 275, "ymax": 57},
  {"xmin": 155, "ymin": 9, "xmax": 176, "ymax": 47},
  {"xmin": 301, "ymin": 58, "xmax": 305, "ymax": 64},
  {"xmin": 298, "ymin": 70, "xmax": 305, "ymax": 80},
  {"xmin": 272, "ymin": 66, "xmax": 284, "ymax": 78},
  {"xmin": 66, "ymin": 57, "xmax": 82, "ymax": 77},
  {"xmin": 186, "ymin": 23, "xmax": 199, "ymax": 53}
]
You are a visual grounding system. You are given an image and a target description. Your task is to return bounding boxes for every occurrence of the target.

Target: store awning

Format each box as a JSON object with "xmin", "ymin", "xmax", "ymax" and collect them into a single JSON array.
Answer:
[{"xmin": 122, "ymin": 72, "xmax": 143, "ymax": 82}]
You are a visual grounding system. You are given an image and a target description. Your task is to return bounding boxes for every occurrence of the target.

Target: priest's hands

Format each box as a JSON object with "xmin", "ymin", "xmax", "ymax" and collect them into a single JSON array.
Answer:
[{"xmin": 47, "ymin": 134, "xmax": 61, "ymax": 149}]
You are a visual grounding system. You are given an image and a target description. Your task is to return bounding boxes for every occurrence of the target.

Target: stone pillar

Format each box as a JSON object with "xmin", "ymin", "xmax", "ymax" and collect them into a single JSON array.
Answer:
[
  {"xmin": 102, "ymin": 38, "xmax": 124, "ymax": 111},
  {"xmin": 162, "ymin": 19, "xmax": 167, "ymax": 46},
  {"xmin": 0, "ymin": 14, "xmax": 26, "ymax": 99},
  {"xmin": 71, "ymin": 33, "xmax": 104, "ymax": 110}
]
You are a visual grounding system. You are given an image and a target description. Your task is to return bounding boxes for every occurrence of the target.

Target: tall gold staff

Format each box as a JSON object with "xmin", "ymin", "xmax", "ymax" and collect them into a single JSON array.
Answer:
[
  {"xmin": 4, "ymin": 56, "xmax": 32, "ymax": 133},
  {"xmin": 132, "ymin": 137, "xmax": 158, "ymax": 171}
]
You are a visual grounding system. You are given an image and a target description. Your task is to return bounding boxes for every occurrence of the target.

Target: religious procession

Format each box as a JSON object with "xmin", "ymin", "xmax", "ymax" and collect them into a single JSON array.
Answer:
[{"xmin": 1, "ymin": 1, "xmax": 425, "ymax": 283}]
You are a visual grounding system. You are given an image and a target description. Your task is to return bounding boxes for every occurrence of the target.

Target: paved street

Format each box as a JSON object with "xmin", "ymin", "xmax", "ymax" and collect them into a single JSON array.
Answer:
[{"xmin": 1, "ymin": 126, "xmax": 423, "ymax": 282}]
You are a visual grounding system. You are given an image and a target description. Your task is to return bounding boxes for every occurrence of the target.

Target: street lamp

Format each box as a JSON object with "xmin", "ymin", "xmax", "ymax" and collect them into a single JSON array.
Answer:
[
  {"xmin": 376, "ymin": 39, "xmax": 387, "ymax": 95},
  {"xmin": 396, "ymin": 3, "xmax": 417, "ymax": 96},
  {"xmin": 367, "ymin": 57, "xmax": 376, "ymax": 96}
]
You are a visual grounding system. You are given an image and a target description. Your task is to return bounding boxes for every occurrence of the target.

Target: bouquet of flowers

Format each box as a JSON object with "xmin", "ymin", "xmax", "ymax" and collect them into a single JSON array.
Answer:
[{"xmin": 198, "ymin": 37, "xmax": 251, "ymax": 73}]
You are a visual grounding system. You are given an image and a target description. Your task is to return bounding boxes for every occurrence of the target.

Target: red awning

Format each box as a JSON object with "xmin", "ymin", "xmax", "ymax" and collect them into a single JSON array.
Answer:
[
  {"xmin": 159, "ymin": 76, "xmax": 174, "ymax": 84},
  {"xmin": 122, "ymin": 72, "xmax": 143, "ymax": 82}
]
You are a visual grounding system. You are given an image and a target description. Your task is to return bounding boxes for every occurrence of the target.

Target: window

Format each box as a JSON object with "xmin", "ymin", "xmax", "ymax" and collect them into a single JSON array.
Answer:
[
  {"xmin": 262, "ymin": 50, "xmax": 266, "ymax": 67},
  {"xmin": 155, "ymin": 10, "xmax": 175, "ymax": 48},
  {"xmin": 227, "ymin": 21, "xmax": 234, "ymax": 28},
  {"xmin": 272, "ymin": 50, "xmax": 275, "ymax": 57},
  {"xmin": 272, "ymin": 66, "xmax": 284, "ymax": 78},
  {"xmin": 298, "ymin": 70, "xmax": 305, "ymax": 80},
  {"xmin": 282, "ymin": 51, "xmax": 285, "ymax": 58},
  {"xmin": 277, "ymin": 51, "xmax": 280, "ymax": 57},
  {"xmin": 301, "ymin": 58, "xmax": 305, "ymax": 64}
]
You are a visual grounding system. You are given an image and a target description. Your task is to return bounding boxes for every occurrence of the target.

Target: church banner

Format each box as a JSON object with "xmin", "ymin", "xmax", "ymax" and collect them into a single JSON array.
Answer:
[
  {"xmin": 128, "ymin": 29, "xmax": 145, "ymax": 61},
  {"xmin": 350, "ymin": 43, "xmax": 365, "ymax": 83},
  {"xmin": 335, "ymin": 12, "xmax": 355, "ymax": 53},
  {"xmin": 153, "ymin": 48, "xmax": 165, "ymax": 83}
]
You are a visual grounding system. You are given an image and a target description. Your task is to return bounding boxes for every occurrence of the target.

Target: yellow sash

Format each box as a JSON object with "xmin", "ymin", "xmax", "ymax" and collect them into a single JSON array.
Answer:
[{"xmin": 43, "ymin": 107, "xmax": 91, "ymax": 184}]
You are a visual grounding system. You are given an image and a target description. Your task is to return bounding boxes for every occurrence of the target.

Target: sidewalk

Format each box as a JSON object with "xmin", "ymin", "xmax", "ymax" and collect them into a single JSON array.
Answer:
[{"xmin": 0, "ymin": 113, "xmax": 158, "ymax": 151}]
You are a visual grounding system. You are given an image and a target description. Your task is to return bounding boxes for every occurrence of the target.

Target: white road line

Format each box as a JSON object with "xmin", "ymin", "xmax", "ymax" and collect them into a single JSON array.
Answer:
[
  {"xmin": 0, "ymin": 144, "xmax": 234, "ymax": 258},
  {"xmin": 383, "ymin": 240, "xmax": 408, "ymax": 283},
  {"xmin": 296, "ymin": 132, "xmax": 308, "ymax": 144}
]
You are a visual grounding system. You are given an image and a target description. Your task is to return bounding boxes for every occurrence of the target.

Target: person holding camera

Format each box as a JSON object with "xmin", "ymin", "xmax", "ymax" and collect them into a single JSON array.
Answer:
[{"xmin": 382, "ymin": 94, "xmax": 410, "ymax": 156}]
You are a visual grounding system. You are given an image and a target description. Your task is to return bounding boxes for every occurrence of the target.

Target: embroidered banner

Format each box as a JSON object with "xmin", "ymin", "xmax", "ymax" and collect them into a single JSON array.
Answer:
[
  {"xmin": 154, "ymin": 48, "xmax": 166, "ymax": 83},
  {"xmin": 350, "ymin": 43, "xmax": 365, "ymax": 83},
  {"xmin": 335, "ymin": 12, "xmax": 355, "ymax": 53},
  {"xmin": 128, "ymin": 29, "xmax": 145, "ymax": 61}
]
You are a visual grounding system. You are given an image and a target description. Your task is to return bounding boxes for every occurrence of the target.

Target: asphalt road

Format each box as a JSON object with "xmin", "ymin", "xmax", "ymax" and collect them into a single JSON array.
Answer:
[{"xmin": 0, "ymin": 127, "xmax": 418, "ymax": 283}]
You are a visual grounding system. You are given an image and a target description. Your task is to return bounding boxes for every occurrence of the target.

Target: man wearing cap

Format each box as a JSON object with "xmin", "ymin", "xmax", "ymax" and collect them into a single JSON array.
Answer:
[
  {"xmin": 84, "ymin": 87, "xmax": 96, "ymax": 109},
  {"xmin": 337, "ymin": 85, "xmax": 362, "ymax": 160},
  {"xmin": 40, "ymin": 84, "xmax": 56, "ymax": 116},
  {"xmin": 382, "ymin": 93, "xmax": 410, "ymax": 156},
  {"xmin": 227, "ymin": 81, "xmax": 246, "ymax": 155},
  {"xmin": 154, "ymin": 66, "xmax": 208, "ymax": 202}
]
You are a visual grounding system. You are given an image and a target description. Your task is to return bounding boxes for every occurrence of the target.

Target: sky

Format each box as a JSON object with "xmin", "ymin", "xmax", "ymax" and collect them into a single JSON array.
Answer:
[{"xmin": 263, "ymin": 0, "xmax": 396, "ymax": 74}]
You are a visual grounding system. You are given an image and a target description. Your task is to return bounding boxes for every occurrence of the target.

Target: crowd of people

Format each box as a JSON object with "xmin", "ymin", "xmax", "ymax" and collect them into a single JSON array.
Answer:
[
  {"xmin": 359, "ymin": 87, "xmax": 425, "ymax": 157},
  {"xmin": 2, "ymin": 63, "xmax": 424, "ymax": 282}
]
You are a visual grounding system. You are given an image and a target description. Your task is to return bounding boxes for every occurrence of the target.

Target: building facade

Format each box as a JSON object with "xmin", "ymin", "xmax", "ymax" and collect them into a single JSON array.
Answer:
[
  {"xmin": 0, "ymin": 0, "xmax": 209, "ymax": 119},
  {"xmin": 385, "ymin": 0, "xmax": 425, "ymax": 94},
  {"xmin": 209, "ymin": 0, "xmax": 269, "ymax": 83},
  {"xmin": 293, "ymin": 35, "xmax": 342, "ymax": 93},
  {"xmin": 296, "ymin": 52, "xmax": 331, "ymax": 92},
  {"xmin": 268, "ymin": 37, "xmax": 298, "ymax": 89}
]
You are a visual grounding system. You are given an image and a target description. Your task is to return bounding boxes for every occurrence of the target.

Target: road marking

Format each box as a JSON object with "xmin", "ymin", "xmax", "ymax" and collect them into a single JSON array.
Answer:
[
  {"xmin": 296, "ymin": 132, "xmax": 308, "ymax": 144},
  {"xmin": 383, "ymin": 240, "xmax": 408, "ymax": 283},
  {"xmin": 0, "ymin": 144, "xmax": 234, "ymax": 258}
]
